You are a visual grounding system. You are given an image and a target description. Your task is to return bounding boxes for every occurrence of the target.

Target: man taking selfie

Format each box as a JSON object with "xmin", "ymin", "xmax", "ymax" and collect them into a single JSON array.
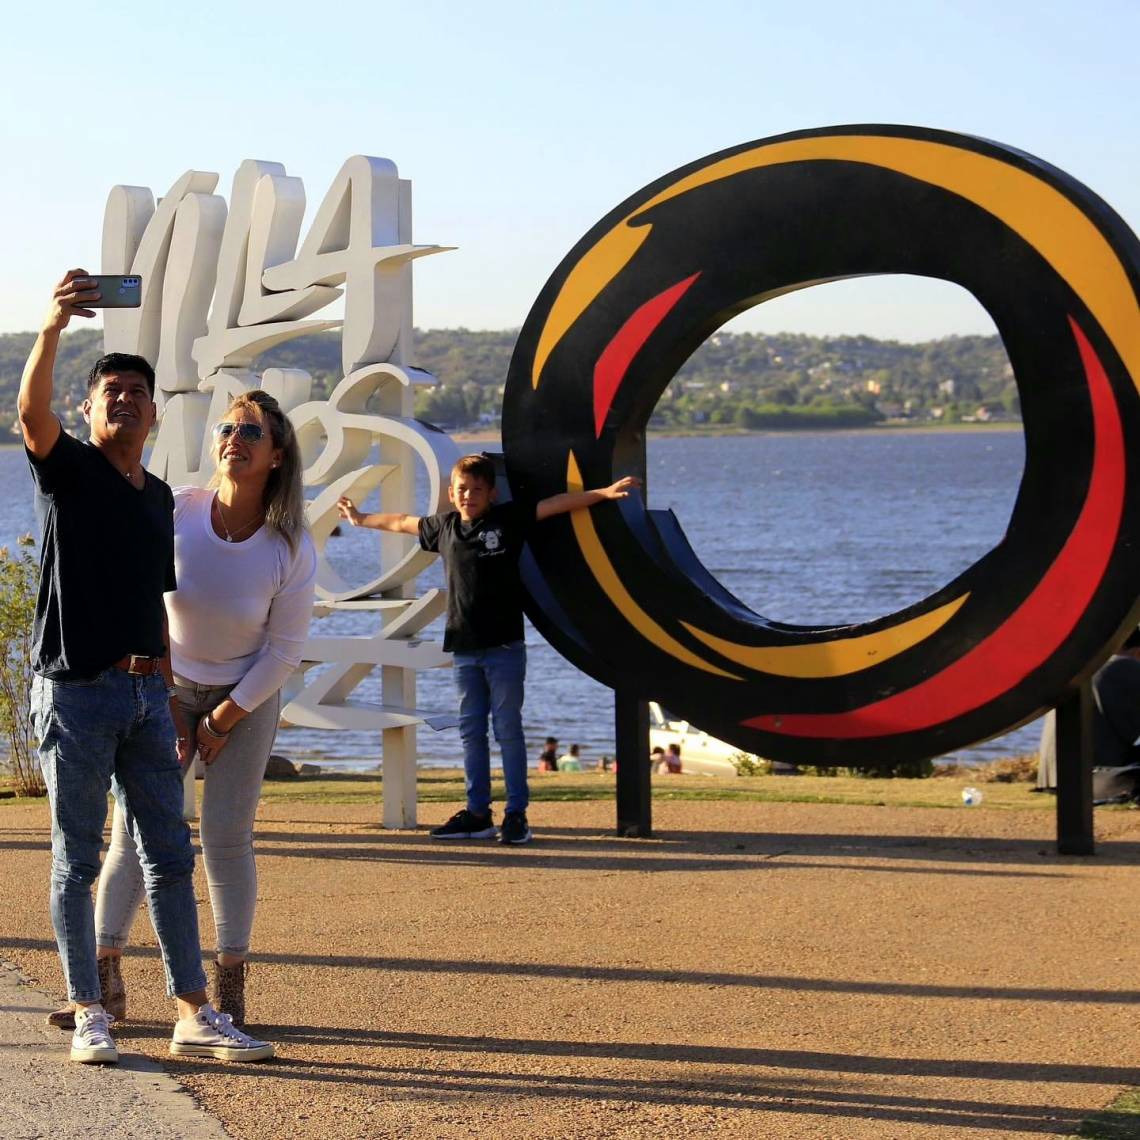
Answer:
[{"xmin": 19, "ymin": 269, "xmax": 274, "ymax": 1065}]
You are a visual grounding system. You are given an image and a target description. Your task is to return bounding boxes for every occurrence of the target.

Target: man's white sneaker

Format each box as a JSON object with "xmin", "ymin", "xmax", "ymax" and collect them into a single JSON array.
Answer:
[
  {"xmin": 70, "ymin": 1005, "xmax": 119, "ymax": 1064},
  {"xmin": 170, "ymin": 1002, "xmax": 274, "ymax": 1062}
]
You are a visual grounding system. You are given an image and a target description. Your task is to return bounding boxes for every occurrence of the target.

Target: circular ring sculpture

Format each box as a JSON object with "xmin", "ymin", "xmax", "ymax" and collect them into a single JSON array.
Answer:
[{"xmin": 502, "ymin": 124, "xmax": 1140, "ymax": 766}]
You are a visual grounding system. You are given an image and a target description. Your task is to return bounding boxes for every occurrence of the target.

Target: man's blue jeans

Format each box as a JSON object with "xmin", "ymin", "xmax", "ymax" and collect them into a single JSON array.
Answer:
[
  {"xmin": 32, "ymin": 669, "xmax": 207, "ymax": 1002},
  {"xmin": 453, "ymin": 641, "xmax": 528, "ymax": 816}
]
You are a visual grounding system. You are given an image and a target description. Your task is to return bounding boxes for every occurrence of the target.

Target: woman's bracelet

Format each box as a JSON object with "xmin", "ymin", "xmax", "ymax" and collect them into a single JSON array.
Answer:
[{"xmin": 201, "ymin": 714, "xmax": 230, "ymax": 740}]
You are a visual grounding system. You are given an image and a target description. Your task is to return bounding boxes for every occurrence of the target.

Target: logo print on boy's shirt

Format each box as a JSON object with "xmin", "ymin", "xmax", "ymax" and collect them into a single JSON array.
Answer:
[{"xmin": 481, "ymin": 529, "xmax": 503, "ymax": 553}]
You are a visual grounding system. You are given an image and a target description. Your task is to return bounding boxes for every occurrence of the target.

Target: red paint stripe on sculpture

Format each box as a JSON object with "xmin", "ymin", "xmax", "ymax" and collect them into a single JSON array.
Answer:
[
  {"xmin": 593, "ymin": 273, "xmax": 700, "ymax": 437},
  {"xmin": 745, "ymin": 317, "xmax": 1126, "ymax": 739}
]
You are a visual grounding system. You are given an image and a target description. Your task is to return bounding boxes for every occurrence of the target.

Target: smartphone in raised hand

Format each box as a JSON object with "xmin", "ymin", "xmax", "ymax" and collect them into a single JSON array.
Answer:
[{"xmin": 86, "ymin": 275, "xmax": 142, "ymax": 308}]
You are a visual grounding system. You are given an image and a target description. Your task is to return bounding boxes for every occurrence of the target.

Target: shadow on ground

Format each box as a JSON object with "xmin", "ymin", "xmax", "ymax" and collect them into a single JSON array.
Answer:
[
  {"xmin": 115, "ymin": 1018, "xmax": 1106, "ymax": 1135},
  {"xmin": 7, "ymin": 936, "xmax": 1136, "ymax": 1006}
]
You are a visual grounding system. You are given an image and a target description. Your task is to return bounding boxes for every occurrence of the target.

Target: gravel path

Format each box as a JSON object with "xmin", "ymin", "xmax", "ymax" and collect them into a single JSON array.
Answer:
[{"xmin": 2, "ymin": 796, "xmax": 1137, "ymax": 1139}]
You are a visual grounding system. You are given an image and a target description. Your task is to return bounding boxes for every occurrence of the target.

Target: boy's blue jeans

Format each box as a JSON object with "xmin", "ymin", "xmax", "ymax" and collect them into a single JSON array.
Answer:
[
  {"xmin": 32, "ymin": 669, "xmax": 207, "ymax": 1002},
  {"xmin": 453, "ymin": 641, "xmax": 528, "ymax": 816}
]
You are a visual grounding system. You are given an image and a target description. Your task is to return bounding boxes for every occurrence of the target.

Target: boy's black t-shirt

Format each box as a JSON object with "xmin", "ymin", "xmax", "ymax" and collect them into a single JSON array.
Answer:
[
  {"xmin": 419, "ymin": 501, "xmax": 530, "ymax": 652},
  {"xmin": 27, "ymin": 431, "xmax": 176, "ymax": 680}
]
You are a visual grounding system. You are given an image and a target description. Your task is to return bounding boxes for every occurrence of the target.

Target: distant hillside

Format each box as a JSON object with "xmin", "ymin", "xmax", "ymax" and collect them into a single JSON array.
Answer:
[{"xmin": 0, "ymin": 326, "xmax": 1015, "ymax": 435}]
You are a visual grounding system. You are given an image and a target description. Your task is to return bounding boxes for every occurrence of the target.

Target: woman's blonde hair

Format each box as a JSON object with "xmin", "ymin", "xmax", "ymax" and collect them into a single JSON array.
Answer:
[{"xmin": 211, "ymin": 390, "xmax": 306, "ymax": 551}]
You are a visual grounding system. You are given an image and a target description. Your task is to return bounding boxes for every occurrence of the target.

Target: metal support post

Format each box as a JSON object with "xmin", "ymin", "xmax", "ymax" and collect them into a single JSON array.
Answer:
[
  {"xmin": 615, "ymin": 690, "xmax": 651, "ymax": 837},
  {"xmin": 1055, "ymin": 682, "xmax": 1095, "ymax": 855}
]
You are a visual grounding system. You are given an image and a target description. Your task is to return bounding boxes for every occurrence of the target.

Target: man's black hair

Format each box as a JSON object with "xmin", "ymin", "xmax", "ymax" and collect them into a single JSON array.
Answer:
[{"xmin": 88, "ymin": 353, "xmax": 156, "ymax": 397}]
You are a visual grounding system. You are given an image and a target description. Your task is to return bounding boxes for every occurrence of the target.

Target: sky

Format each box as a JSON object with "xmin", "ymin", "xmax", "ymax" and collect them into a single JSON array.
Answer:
[{"xmin": 1, "ymin": 0, "xmax": 1137, "ymax": 343}]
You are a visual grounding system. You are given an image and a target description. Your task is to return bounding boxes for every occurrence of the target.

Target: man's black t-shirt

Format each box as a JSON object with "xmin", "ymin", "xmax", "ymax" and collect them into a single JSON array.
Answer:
[
  {"xmin": 419, "ymin": 501, "xmax": 530, "ymax": 652},
  {"xmin": 28, "ymin": 431, "xmax": 176, "ymax": 680}
]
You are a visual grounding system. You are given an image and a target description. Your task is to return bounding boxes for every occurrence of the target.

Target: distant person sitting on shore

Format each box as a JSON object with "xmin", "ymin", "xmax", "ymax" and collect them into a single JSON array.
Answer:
[
  {"xmin": 538, "ymin": 736, "xmax": 559, "ymax": 773},
  {"xmin": 558, "ymin": 744, "xmax": 583, "ymax": 772},
  {"xmin": 337, "ymin": 454, "xmax": 639, "ymax": 845},
  {"xmin": 650, "ymin": 746, "xmax": 666, "ymax": 772},
  {"xmin": 661, "ymin": 743, "xmax": 683, "ymax": 774}
]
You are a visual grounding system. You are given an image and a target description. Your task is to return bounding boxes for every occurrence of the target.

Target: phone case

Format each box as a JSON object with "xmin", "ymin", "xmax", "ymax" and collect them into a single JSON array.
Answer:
[{"xmin": 89, "ymin": 275, "xmax": 142, "ymax": 308}]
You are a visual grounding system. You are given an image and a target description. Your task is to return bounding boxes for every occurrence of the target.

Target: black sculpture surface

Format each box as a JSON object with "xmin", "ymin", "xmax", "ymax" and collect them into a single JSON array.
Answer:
[{"xmin": 503, "ymin": 125, "xmax": 1140, "ymax": 768}]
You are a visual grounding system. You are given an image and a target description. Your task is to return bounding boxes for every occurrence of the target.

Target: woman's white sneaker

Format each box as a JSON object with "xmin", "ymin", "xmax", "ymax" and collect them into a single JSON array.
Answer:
[
  {"xmin": 70, "ymin": 1005, "xmax": 119, "ymax": 1064},
  {"xmin": 170, "ymin": 1002, "xmax": 274, "ymax": 1062}
]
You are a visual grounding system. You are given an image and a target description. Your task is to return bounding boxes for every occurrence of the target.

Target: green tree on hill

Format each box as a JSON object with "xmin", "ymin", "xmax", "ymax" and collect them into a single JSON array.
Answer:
[{"xmin": 0, "ymin": 327, "xmax": 1015, "ymax": 434}]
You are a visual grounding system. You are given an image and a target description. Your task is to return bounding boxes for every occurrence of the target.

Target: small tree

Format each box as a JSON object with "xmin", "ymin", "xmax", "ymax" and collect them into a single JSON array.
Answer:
[{"xmin": 0, "ymin": 538, "xmax": 42, "ymax": 797}]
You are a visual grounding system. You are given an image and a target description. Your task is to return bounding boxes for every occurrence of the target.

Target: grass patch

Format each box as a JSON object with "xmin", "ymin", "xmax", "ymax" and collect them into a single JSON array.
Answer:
[
  {"xmin": 0, "ymin": 781, "xmax": 46, "ymax": 806},
  {"xmin": 9, "ymin": 765, "xmax": 1127, "ymax": 813},
  {"xmin": 1071, "ymin": 1089, "xmax": 1140, "ymax": 1139},
  {"xmin": 247, "ymin": 768, "xmax": 1062, "ymax": 810},
  {"xmin": 934, "ymin": 753, "xmax": 1039, "ymax": 783}
]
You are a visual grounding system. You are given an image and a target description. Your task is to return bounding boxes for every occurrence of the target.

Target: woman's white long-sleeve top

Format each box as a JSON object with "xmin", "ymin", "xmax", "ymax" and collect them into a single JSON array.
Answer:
[{"xmin": 166, "ymin": 486, "xmax": 317, "ymax": 712}]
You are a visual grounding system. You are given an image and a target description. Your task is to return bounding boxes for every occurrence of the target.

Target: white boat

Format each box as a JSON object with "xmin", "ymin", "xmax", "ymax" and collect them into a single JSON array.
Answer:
[{"xmin": 647, "ymin": 702, "xmax": 765, "ymax": 777}]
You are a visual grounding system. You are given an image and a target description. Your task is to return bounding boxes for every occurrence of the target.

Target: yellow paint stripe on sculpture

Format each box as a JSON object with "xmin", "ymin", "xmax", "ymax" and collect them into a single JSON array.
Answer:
[
  {"xmin": 681, "ymin": 594, "xmax": 969, "ymax": 679},
  {"xmin": 533, "ymin": 135, "xmax": 1140, "ymax": 395},
  {"xmin": 532, "ymin": 226, "xmax": 652, "ymax": 387},
  {"xmin": 565, "ymin": 453, "xmax": 741, "ymax": 679}
]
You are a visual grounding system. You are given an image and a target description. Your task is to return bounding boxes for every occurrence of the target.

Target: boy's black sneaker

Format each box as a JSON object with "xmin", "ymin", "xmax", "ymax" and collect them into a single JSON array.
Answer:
[
  {"xmin": 499, "ymin": 810, "xmax": 532, "ymax": 845},
  {"xmin": 430, "ymin": 809, "xmax": 497, "ymax": 840}
]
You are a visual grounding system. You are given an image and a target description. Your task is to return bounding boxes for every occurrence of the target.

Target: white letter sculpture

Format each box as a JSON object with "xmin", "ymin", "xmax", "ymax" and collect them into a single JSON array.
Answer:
[{"xmin": 103, "ymin": 157, "xmax": 461, "ymax": 827}]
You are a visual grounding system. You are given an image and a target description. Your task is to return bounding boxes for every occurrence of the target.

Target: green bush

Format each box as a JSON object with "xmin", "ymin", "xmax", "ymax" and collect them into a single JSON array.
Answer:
[
  {"xmin": 0, "ymin": 538, "xmax": 42, "ymax": 797},
  {"xmin": 854, "ymin": 755, "xmax": 935, "ymax": 779},
  {"xmin": 729, "ymin": 752, "xmax": 770, "ymax": 776},
  {"xmin": 735, "ymin": 403, "xmax": 885, "ymax": 430}
]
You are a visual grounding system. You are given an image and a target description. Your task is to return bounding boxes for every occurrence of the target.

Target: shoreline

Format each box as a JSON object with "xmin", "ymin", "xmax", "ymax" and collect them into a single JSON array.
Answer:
[
  {"xmin": 452, "ymin": 421, "xmax": 1023, "ymax": 444},
  {"xmin": 4, "ymin": 765, "xmax": 1049, "ymax": 810},
  {"xmin": 268, "ymin": 750, "xmax": 1031, "ymax": 770},
  {"xmin": 0, "ymin": 420, "xmax": 1024, "ymax": 453}
]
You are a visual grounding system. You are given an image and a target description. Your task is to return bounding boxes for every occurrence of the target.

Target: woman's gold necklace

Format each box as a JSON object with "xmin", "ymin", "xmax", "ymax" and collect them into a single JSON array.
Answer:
[{"xmin": 215, "ymin": 496, "xmax": 263, "ymax": 542}]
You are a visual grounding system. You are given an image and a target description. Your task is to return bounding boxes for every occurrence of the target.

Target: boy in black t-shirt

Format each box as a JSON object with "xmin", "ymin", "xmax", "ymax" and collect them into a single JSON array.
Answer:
[{"xmin": 337, "ymin": 454, "xmax": 637, "ymax": 844}]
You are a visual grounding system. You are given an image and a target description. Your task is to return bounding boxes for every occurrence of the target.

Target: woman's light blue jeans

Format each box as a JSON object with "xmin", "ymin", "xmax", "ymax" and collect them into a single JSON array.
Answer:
[
  {"xmin": 97, "ymin": 682, "xmax": 281, "ymax": 959},
  {"xmin": 453, "ymin": 641, "xmax": 528, "ymax": 815},
  {"xmin": 32, "ymin": 669, "xmax": 207, "ymax": 1002}
]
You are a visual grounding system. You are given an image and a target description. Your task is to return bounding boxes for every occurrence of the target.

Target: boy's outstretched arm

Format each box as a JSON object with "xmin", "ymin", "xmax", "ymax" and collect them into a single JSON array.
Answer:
[
  {"xmin": 535, "ymin": 476, "xmax": 641, "ymax": 522},
  {"xmin": 336, "ymin": 496, "xmax": 422, "ymax": 535}
]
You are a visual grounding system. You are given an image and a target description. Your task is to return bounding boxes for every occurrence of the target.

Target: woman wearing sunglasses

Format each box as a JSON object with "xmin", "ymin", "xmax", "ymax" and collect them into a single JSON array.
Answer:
[{"xmin": 50, "ymin": 390, "xmax": 316, "ymax": 1033}]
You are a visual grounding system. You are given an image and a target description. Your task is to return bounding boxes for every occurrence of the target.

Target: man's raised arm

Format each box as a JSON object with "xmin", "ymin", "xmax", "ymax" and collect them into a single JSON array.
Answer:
[{"xmin": 19, "ymin": 269, "xmax": 99, "ymax": 459}]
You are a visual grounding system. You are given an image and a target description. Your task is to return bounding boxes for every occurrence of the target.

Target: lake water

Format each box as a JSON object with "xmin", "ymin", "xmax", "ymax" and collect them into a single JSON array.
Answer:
[{"xmin": 0, "ymin": 429, "xmax": 1043, "ymax": 769}]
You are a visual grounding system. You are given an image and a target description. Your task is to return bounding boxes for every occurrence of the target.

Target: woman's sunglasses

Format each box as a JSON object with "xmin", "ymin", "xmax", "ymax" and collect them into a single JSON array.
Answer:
[{"xmin": 213, "ymin": 422, "xmax": 264, "ymax": 443}]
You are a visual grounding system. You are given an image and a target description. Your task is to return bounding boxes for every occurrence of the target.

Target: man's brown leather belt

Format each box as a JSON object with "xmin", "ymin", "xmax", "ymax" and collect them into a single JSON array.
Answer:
[{"xmin": 112, "ymin": 655, "xmax": 164, "ymax": 676}]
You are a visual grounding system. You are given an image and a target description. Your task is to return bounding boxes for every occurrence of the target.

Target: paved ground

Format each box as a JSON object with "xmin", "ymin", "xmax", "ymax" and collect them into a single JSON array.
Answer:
[
  {"xmin": 2, "ymin": 795, "xmax": 1138, "ymax": 1139},
  {"xmin": 0, "ymin": 958, "xmax": 228, "ymax": 1140}
]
